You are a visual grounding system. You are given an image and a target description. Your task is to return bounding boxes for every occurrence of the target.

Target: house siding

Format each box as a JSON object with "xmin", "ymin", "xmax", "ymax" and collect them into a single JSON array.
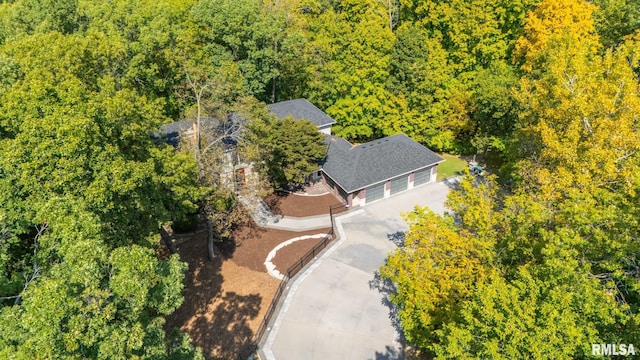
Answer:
[{"xmin": 318, "ymin": 125, "xmax": 332, "ymax": 135}]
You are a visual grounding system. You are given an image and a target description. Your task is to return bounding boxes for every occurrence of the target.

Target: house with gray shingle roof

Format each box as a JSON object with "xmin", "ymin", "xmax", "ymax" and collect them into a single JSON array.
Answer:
[
  {"xmin": 266, "ymin": 100, "xmax": 443, "ymax": 205},
  {"xmin": 319, "ymin": 134, "xmax": 443, "ymax": 207},
  {"xmin": 156, "ymin": 98, "xmax": 443, "ymax": 204}
]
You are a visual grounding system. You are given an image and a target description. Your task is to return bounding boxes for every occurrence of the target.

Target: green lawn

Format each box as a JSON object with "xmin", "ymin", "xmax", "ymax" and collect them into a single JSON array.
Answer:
[{"xmin": 437, "ymin": 154, "xmax": 467, "ymax": 181}]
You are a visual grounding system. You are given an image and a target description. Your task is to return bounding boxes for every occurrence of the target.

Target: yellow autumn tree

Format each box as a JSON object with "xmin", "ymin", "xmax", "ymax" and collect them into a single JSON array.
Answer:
[
  {"xmin": 380, "ymin": 206, "xmax": 493, "ymax": 350},
  {"xmin": 514, "ymin": 28, "xmax": 640, "ymax": 205},
  {"xmin": 514, "ymin": 0, "xmax": 599, "ymax": 71}
]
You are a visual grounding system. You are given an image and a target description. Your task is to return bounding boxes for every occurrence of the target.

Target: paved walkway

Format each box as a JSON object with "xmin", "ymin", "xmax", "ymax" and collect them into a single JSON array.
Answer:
[
  {"xmin": 239, "ymin": 196, "xmax": 332, "ymax": 231},
  {"xmin": 260, "ymin": 181, "xmax": 452, "ymax": 360}
]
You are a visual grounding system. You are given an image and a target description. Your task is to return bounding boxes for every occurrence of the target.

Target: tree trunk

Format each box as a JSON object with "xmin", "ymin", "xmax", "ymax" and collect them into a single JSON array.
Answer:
[
  {"xmin": 160, "ymin": 227, "xmax": 177, "ymax": 254},
  {"xmin": 207, "ymin": 217, "xmax": 215, "ymax": 260},
  {"xmin": 195, "ymin": 94, "xmax": 201, "ymax": 154}
]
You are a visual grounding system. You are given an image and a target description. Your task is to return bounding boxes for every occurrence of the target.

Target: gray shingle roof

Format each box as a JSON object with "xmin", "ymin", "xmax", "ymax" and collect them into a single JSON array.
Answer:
[
  {"xmin": 155, "ymin": 120, "xmax": 194, "ymax": 146},
  {"xmin": 157, "ymin": 99, "xmax": 334, "ymax": 146},
  {"xmin": 155, "ymin": 117, "xmax": 232, "ymax": 147},
  {"xmin": 322, "ymin": 134, "xmax": 444, "ymax": 193},
  {"xmin": 268, "ymin": 99, "xmax": 336, "ymax": 128}
]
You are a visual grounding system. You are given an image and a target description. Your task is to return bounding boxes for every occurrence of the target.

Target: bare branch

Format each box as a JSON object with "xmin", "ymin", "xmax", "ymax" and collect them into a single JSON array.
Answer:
[
  {"xmin": 9, "ymin": 224, "xmax": 48, "ymax": 305},
  {"xmin": 616, "ymin": 151, "xmax": 636, "ymax": 163}
]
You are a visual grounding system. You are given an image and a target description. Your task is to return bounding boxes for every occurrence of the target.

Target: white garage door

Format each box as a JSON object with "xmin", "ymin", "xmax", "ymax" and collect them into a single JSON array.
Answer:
[
  {"xmin": 390, "ymin": 176, "xmax": 408, "ymax": 194},
  {"xmin": 413, "ymin": 168, "xmax": 430, "ymax": 186},
  {"xmin": 365, "ymin": 183, "xmax": 385, "ymax": 203}
]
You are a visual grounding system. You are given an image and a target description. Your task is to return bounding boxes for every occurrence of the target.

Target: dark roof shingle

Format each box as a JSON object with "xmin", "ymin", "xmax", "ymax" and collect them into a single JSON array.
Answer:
[
  {"xmin": 268, "ymin": 99, "xmax": 336, "ymax": 127},
  {"xmin": 322, "ymin": 134, "xmax": 444, "ymax": 193}
]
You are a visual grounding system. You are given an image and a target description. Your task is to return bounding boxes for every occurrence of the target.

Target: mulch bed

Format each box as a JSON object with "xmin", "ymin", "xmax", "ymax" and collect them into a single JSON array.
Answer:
[
  {"xmin": 230, "ymin": 220, "xmax": 332, "ymax": 273},
  {"xmin": 165, "ymin": 232, "xmax": 280, "ymax": 360},
  {"xmin": 271, "ymin": 235, "xmax": 329, "ymax": 276},
  {"xmin": 264, "ymin": 192, "xmax": 347, "ymax": 217},
  {"xmin": 165, "ymin": 213, "xmax": 332, "ymax": 359}
]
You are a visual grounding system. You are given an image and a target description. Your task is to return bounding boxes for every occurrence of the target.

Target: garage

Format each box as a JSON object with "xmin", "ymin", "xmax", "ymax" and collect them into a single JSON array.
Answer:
[
  {"xmin": 413, "ymin": 167, "xmax": 431, "ymax": 186},
  {"xmin": 321, "ymin": 133, "xmax": 444, "ymax": 208},
  {"xmin": 365, "ymin": 183, "xmax": 385, "ymax": 203},
  {"xmin": 390, "ymin": 176, "xmax": 408, "ymax": 195}
]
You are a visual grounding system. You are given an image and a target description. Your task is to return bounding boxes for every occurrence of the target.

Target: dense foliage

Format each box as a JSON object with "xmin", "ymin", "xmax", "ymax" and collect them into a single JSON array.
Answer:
[
  {"xmin": 381, "ymin": 0, "xmax": 640, "ymax": 358},
  {"xmin": 243, "ymin": 115, "xmax": 327, "ymax": 189},
  {"xmin": 1, "ymin": 0, "xmax": 639, "ymax": 358},
  {"xmin": 0, "ymin": 1, "xmax": 205, "ymax": 358}
]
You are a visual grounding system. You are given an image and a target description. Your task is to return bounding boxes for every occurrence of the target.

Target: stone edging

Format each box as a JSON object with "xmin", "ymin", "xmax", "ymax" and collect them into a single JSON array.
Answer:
[{"xmin": 263, "ymin": 234, "xmax": 328, "ymax": 280}]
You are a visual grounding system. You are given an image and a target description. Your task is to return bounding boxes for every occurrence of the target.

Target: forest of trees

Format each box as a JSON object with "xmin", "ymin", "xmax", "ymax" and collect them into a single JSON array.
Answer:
[
  {"xmin": 0, "ymin": 0, "xmax": 639, "ymax": 358},
  {"xmin": 380, "ymin": 0, "xmax": 640, "ymax": 359}
]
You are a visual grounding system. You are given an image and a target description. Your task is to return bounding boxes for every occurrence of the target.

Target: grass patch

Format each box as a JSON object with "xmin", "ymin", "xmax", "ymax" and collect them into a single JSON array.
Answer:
[{"xmin": 437, "ymin": 154, "xmax": 467, "ymax": 181}]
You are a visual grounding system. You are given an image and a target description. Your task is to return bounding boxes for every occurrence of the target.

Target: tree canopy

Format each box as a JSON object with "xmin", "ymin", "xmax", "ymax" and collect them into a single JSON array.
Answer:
[
  {"xmin": 2, "ymin": 0, "xmax": 640, "ymax": 357},
  {"xmin": 242, "ymin": 113, "xmax": 327, "ymax": 189},
  {"xmin": 381, "ymin": 0, "xmax": 640, "ymax": 357}
]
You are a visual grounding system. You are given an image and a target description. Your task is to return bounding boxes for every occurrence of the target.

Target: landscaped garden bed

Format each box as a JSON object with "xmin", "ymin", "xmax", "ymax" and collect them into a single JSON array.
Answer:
[
  {"xmin": 165, "ymin": 196, "xmax": 338, "ymax": 359},
  {"xmin": 264, "ymin": 191, "xmax": 347, "ymax": 217}
]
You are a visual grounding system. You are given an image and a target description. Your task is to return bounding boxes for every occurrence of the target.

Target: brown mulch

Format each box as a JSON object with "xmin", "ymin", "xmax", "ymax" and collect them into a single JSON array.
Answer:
[
  {"xmin": 271, "ymin": 235, "xmax": 329, "ymax": 276},
  {"xmin": 264, "ymin": 192, "xmax": 347, "ymax": 217},
  {"xmin": 231, "ymin": 221, "xmax": 332, "ymax": 272},
  {"xmin": 165, "ymin": 213, "xmax": 332, "ymax": 360},
  {"xmin": 164, "ymin": 231, "xmax": 278, "ymax": 360}
]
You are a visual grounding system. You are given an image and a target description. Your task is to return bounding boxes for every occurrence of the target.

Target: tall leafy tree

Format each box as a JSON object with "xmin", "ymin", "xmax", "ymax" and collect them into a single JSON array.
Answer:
[
  {"xmin": 190, "ymin": 0, "xmax": 306, "ymax": 102},
  {"xmin": 399, "ymin": 0, "xmax": 538, "ymax": 74},
  {"xmin": 302, "ymin": 0, "xmax": 397, "ymax": 141},
  {"xmin": 380, "ymin": 204, "xmax": 494, "ymax": 349},
  {"xmin": 242, "ymin": 113, "xmax": 327, "ymax": 189},
  {"xmin": 593, "ymin": 0, "xmax": 640, "ymax": 48},
  {"xmin": 0, "ymin": 200, "xmax": 203, "ymax": 359},
  {"xmin": 382, "ymin": 1, "xmax": 640, "ymax": 357},
  {"xmin": 434, "ymin": 266, "xmax": 622, "ymax": 359},
  {"xmin": 0, "ymin": 3, "xmax": 203, "ymax": 357},
  {"xmin": 469, "ymin": 61, "xmax": 520, "ymax": 156},
  {"xmin": 384, "ymin": 22, "xmax": 476, "ymax": 152}
]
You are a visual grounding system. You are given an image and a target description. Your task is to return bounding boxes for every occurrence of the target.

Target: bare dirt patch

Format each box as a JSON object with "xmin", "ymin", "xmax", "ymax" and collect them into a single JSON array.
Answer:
[{"xmin": 264, "ymin": 192, "xmax": 347, "ymax": 217}]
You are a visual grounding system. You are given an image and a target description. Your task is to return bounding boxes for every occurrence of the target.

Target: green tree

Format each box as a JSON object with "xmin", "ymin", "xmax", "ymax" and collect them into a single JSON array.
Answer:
[
  {"xmin": 434, "ymin": 266, "xmax": 621, "ymax": 359},
  {"xmin": 382, "ymin": 1, "xmax": 640, "ymax": 355},
  {"xmin": 0, "ymin": 200, "xmax": 202, "ymax": 359},
  {"xmin": 79, "ymin": 0, "xmax": 195, "ymax": 117},
  {"xmin": 6, "ymin": 0, "xmax": 80, "ymax": 36},
  {"xmin": 0, "ymin": 5, "xmax": 203, "ymax": 357},
  {"xmin": 593, "ymin": 0, "xmax": 640, "ymax": 48},
  {"xmin": 242, "ymin": 114, "xmax": 327, "ymax": 189},
  {"xmin": 399, "ymin": 0, "xmax": 538, "ymax": 73},
  {"xmin": 380, "ymin": 206, "xmax": 493, "ymax": 349},
  {"xmin": 384, "ymin": 22, "xmax": 466, "ymax": 151},
  {"xmin": 469, "ymin": 61, "xmax": 520, "ymax": 156},
  {"xmin": 190, "ymin": 0, "xmax": 306, "ymax": 102},
  {"xmin": 302, "ymin": 0, "xmax": 396, "ymax": 141}
]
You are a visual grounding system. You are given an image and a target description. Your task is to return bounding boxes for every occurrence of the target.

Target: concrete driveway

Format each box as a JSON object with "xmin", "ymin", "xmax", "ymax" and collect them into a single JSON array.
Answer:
[{"xmin": 260, "ymin": 180, "xmax": 452, "ymax": 360}]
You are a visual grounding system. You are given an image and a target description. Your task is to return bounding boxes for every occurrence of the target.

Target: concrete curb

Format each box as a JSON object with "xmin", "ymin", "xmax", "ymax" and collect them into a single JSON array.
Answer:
[{"xmin": 258, "ymin": 223, "xmax": 332, "ymax": 232}]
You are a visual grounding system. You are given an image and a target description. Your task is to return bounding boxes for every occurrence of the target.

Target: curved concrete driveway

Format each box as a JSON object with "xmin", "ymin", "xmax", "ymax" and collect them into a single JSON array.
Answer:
[{"xmin": 261, "ymin": 181, "xmax": 451, "ymax": 360}]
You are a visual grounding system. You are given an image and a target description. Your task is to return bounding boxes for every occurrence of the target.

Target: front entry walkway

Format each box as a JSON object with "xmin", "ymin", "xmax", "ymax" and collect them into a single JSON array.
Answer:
[
  {"xmin": 239, "ymin": 196, "xmax": 332, "ymax": 231},
  {"xmin": 260, "ymin": 181, "xmax": 451, "ymax": 360}
]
